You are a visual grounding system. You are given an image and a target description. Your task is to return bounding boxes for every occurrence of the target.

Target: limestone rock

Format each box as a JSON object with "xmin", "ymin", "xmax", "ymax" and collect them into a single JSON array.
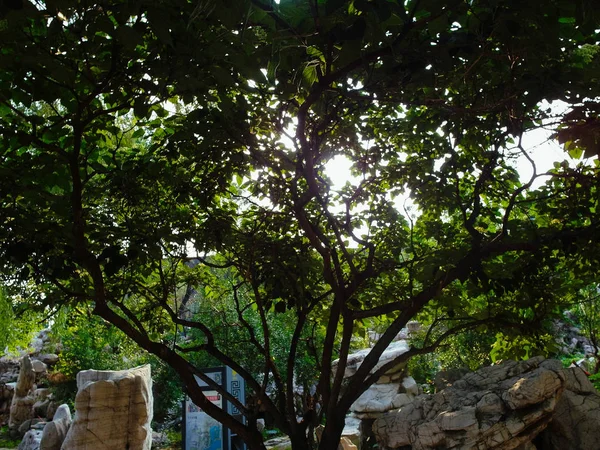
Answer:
[
  {"xmin": 18, "ymin": 419, "xmax": 45, "ymax": 436},
  {"xmin": 334, "ymin": 340, "xmax": 409, "ymax": 379},
  {"xmin": 14, "ymin": 357, "xmax": 36, "ymax": 398},
  {"xmin": 264, "ymin": 436, "xmax": 292, "ymax": 450},
  {"xmin": 538, "ymin": 367, "xmax": 600, "ymax": 450},
  {"xmin": 0, "ymin": 359, "xmax": 20, "ymax": 384},
  {"xmin": 31, "ymin": 360, "xmax": 47, "ymax": 374},
  {"xmin": 40, "ymin": 404, "xmax": 72, "ymax": 450},
  {"xmin": 351, "ymin": 383, "xmax": 414, "ymax": 419},
  {"xmin": 373, "ymin": 357, "xmax": 565, "ymax": 450},
  {"xmin": 151, "ymin": 431, "xmax": 169, "ymax": 448},
  {"xmin": 434, "ymin": 367, "xmax": 470, "ymax": 391},
  {"xmin": 37, "ymin": 354, "xmax": 59, "ymax": 366},
  {"xmin": 9, "ymin": 356, "xmax": 36, "ymax": 436},
  {"xmin": 342, "ymin": 415, "xmax": 361, "ymax": 446},
  {"xmin": 60, "ymin": 365, "xmax": 153, "ymax": 450},
  {"xmin": 18, "ymin": 429, "xmax": 43, "ymax": 450}
]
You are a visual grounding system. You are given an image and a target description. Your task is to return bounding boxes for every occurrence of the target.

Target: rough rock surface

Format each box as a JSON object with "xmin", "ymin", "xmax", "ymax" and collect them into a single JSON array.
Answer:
[
  {"xmin": 335, "ymin": 340, "xmax": 409, "ymax": 379},
  {"xmin": 351, "ymin": 378, "xmax": 418, "ymax": 419},
  {"xmin": 538, "ymin": 367, "xmax": 600, "ymax": 450},
  {"xmin": 9, "ymin": 356, "xmax": 36, "ymax": 436},
  {"xmin": 373, "ymin": 357, "xmax": 565, "ymax": 450},
  {"xmin": 18, "ymin": 429, "xmax": 43, "ymax": 450},
  {"xmin": 40, "ymin": 404, "xmax": 72, "ymax": 450},
  {"xmin": 60, "ymin": 365, "xmax": 153, "ymax": 450}
]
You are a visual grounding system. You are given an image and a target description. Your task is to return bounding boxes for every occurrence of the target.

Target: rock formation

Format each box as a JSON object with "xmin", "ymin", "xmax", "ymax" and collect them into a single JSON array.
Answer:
[
  {"xmin": 373, "ymin": 357, "xmax": 566, "ymax": 450},
  {"xmin": 537, "ymin": 366, "xmax": 600, "ymax": 450},
  {"xmin": 9, "ymin": 356, "xmax": 37, "ymax": 437},
  {"xmin": 18, "ymin": 428, "xmax": 43, "ymax": 450},
  {"xmin": 60, "ymin": 365, "xmax": 153, "ymax": 450},
  {"xmin": 334, "ymin": 337, "xmax": 420, "ymax": 448},
  {"xmin": 39, "ymin": 404, "xmax": 72, "ymax": 450}
]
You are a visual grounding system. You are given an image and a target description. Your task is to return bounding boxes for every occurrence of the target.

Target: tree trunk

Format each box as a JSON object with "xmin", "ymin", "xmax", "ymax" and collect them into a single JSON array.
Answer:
[
  {"xmin": 290, "ymin": 433, "xmax": 313, "ymax": 450},
  {"xmin": 317, "ymin": 416, "xmax": 345, "ymax": 450}
]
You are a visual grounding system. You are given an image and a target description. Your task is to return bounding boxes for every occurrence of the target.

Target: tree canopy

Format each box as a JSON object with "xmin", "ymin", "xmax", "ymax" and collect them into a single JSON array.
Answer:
[{"xmin": 1, "ymin": 0, "xmax": 599, "ymax": 449}]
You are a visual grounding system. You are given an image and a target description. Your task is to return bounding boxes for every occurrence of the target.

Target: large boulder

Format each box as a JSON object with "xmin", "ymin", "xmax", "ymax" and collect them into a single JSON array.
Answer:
[
  {"xmin": 9, "ymin": 356, "xmax": 36, "ymax": 437},
  {"xmin": 60, "ymin": 365, "xmax": 153, "ymax": 450},
  {"xmin": 18, "ymin": 429, "xmax": 43, "ymax": 450},
  {"xmin": 334, "ymin": 340, "xmax": 409, "ymax": 379},
  {"xmin": 373, "ymin": 357, "xmax": 566, "ymax": 450},
  {"xmin": 350, "ymin": 377, "xmax": 418, "ymax": 419},
  {"xmin": 40, "ymin": 404, "xmax": 72, "ymax": 450},
  {"xmin": 537, "ymin": 367, "xmax": 600, "ymax": 450}
]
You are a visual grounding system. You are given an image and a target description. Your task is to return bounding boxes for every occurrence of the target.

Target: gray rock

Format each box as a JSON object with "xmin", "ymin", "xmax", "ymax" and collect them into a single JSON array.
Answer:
[
  {"xmin": 18, "ymin": 429, "xmax": 43, "ymax": 450},
  {"xmin": 151, "ymin": 431, "xmax": 169, "ymax": 448},
  {"xmin": 18, "ymin": 419, "xmax": 45, "ymax": 436},
  {"xmin": 264, "ymin": 436, "xmax": 291, "ymax": 450},
  {"xmin": 538, "ymin": 367, "xmax": 600, "ymax": 450},
  {"xmin": 40, "ymin": 404, "xmax": 72, "ymax": 450},
  {"xmin": 32, "ymin": 399, "xmax": 50, "ymax": 418},
  {"xmin": 433, "ymin": 367, "xmax": 470, "ymax": 391},
  {"xmin": 373, "ymin": 357, "xmax": 565, "ymax": 450},
  {"xmin": 351, "ymin": 383, "xmax": 414, "ymax": 419},
  {"xmin": 342, "ymin": 415, "xmax": 361, "ymax": 446},
  {"xmin": 31, "ymin": 360, "xmax": 47, "ymax": 374},
  {"xmin": 333, "ymin": 340, "xmax": 409, "ymax": 379},
  {"xmin": 37, "ymin": 354, "xmax": 59, "ymax": 366}
]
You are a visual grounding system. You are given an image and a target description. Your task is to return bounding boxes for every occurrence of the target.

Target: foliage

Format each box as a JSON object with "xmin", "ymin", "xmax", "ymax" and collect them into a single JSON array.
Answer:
[
  {"xmin": 0, "ymin": 285, "xmax": 44, "ymax": 354},
  {"xmin": 50, "ymin": 307, "xmax": 182, "ymax": 422},
  {"xmin": 0, "ymin": 1, "xmax": 599, "ymax": 449},
  {"xmin": 0, "ymin": 426, "xmax": 20, "ymax": 448},
  {"xmin": 53, "ymin": 307, "xmax": 149, "ymax": 376},
  {"xmin": 408, "ymin": 328, "xmax": 495, "ymax": 391},
  {"xmin": 589, "ymin": 372, "xmax": 600, "ymax": 392},
  {"xmin": 570, "ymin": 284, "xmax": 600, "ymax": 370}
]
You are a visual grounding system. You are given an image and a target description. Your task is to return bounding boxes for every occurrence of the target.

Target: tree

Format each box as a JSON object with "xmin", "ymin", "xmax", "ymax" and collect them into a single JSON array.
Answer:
[{"xmin": 1, "ymin": 1, "xmax": 600, "ymax": 449}]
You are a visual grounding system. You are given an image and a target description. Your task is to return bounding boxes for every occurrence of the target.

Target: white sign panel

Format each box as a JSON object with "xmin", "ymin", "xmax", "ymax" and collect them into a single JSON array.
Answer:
[{"xmin": 185, "ymin": 390, "xmax": 224, "ymax": 450}]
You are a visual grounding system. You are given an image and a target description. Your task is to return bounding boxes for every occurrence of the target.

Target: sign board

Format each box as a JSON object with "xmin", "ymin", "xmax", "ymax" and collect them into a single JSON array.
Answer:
[
  {"xmin": 184, "ymin": 390, "xmax": 224, "ymax": 450},
  {"xmin": 183, "ymin": 367, "xmax": 247, "ymax": 450}
]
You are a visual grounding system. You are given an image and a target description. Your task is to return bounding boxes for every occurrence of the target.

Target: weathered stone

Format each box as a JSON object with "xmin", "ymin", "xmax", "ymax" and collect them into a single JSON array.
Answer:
[
  {"xmin": 36, "ymin": 354, "xmax": 59, "ymax": 366},
  {"xmin": 333, "ymin": 340, "xmax": 409, "ymax": 379},
  {"xmin": 60, "ymin": 365, "xmax": 153, "ymax": 450},
  {"xmin": 434, "ymin": 367, "xmax": 470, "ymax": 391},
  {"xmin": 45, "ymin": 401, "xmax": 59, "ymax": 421},
  {"xmin": 351, "ymin": 382, "xmax": 415, "ymax": 419},
  {"xmin": 373, "ymin": 357, "xmax": 566, "ymax": 450},
  {"xmin": 18, "ymin": 418, "xmax": 47, "ymax": 436},
  {"xmin": 18, "ymin": 429, "xmax": 43, "ymax": 450},
  {"xmin": 33, "ymin": 388, "xmax": 50, "ymax": 400},
  {"xmin": 151, "ymin": 431, "xmax": 169, "ymax": 448},
  {"xmin": 538, "ymin": 367, "xmax": 600, "ymax": 450},
  {"xmin": 31, "ymin": 360, "xmax": 47, "ymax": 374},
  {"xmin": 341, "ymin": 415, "xmax": 361, "ymax": 447},
  {"xmin": 40, "ymin": 404, "xmax": 72, "ymax": 450},
  {"xmin": 264, "ymin": 436, "xmax": 291, "ymax": 450},
  {"xmin": 9, "ymin": 357, "xmax": 37, "ymax": 437},
  {"xmin": 14, "ymin": 357, "xmax": 35, "ymax": 398},
  {"xmin": 401, "ymin": 376, "xmax": 419, "ymax": 396}
]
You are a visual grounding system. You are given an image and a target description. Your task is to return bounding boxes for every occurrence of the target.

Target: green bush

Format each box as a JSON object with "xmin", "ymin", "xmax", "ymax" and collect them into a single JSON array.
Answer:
[
  {"xmin": 49, "ymin": 307, "xmax": 183, "ymax": 424},
  {"xmin": 589, "ymin": 372, "xmax": 600, "ymax": 392},
  {"xmin": 0, "ymin": 426, "xmax": 20, "ymax": 448}
]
